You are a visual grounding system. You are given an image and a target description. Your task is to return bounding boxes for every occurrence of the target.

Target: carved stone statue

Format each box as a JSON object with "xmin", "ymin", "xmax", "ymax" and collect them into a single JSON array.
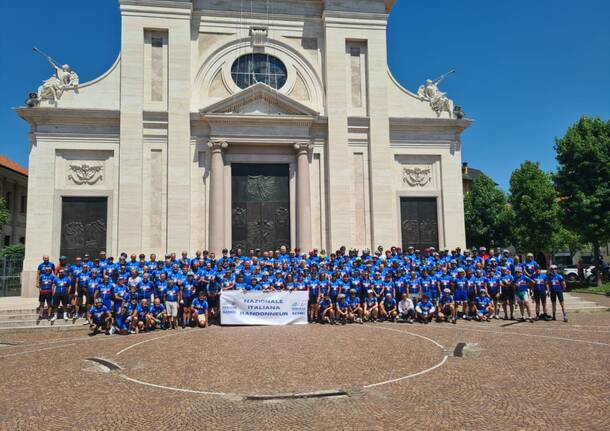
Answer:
[
  {"xmin": 418, "ymin": 70, "xmax": 455, "ymax": 118},
  {"xmin": 34, "ymin": 48, "xmax": 79, "ymax": 102}
]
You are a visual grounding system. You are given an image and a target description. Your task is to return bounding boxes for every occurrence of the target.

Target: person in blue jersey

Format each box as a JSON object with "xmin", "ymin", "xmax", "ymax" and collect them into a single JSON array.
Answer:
[
  {"xmin": 514, "ymin": 268, "xmax": 534, "ymax": 322},
  {"xmin": 88, "ymin": 298, "xmax": 112, "ymax": 336},
  {"xmin": 133, "ymin": 298, "xmax": 154, "ymax": 333},
  {"xmin": 532, "ymin": 266, "xmax": 550, "ymax": 320},
  {"xmin": 419, "ymin": 268, "xmax": 434, "ymax": 300},
  {"xmin": 371, "ymin": 272, "xmax": 385, "ymax": 303},
  {"xmin": 464, "ymin": 268, "xmax": 478, "ymax": 311},
  {"xmin": 380, "ymin": 292, "xmax": 398, "ymax": 322},
  {"xmin": 180, "ymin": 273, "xmax": 197, "ymax": 328},
  {"xmin": 474, "ymin": 289, "xmax": 494, "ymax": 322},
  {"xmin": 406, "ymin": 271, "xmax": 421, "ymax": 302},
  {"xmin": 307, "ymin": 277, "xmax": 320, "ymax": 323},
  {"xmin": 473, "ymin": 269, "xmax": 487, "ymax": 303},
  {"xmin": 436, "ymin": 268, "xmax": 453, "ymax": 299},
  {"xmin": 112, "ymin": 277, "xmax": 129, "ymax": 314},
  {"xmin": 37, "ymin": 266, "xmax": 55, "ymax": 320},
  {"xmin": 97, "ymin": 274, "xmax": 115, "ymax": 312},
  {"xmin": 233, "ymin": 274, "xmax": 248, "ymax": 291},
  {"xmin": 485, "ymin": 268, "xmax": 501, "ymax": 319},
  {"xmin": 523, "ymin": 253, "xmax": 540, "ymax": 278},
  {"xmin": 329, "ymin": 274, "xmax": 342, "ymax": 303},
  {"xmin": 499, "ymin": 266, "xmax": 516, "ymax": 320},
  {"xmin": 165, "ymin": 279, "xmax": 180, "ymax": 329},
  {"xmin": 398, "ymin": 292, "xmax": 415, "ymax": 323},
  {"xmin": 112, "ymin": 304, "xmax": 130, "ymax": 335},
  {"xmin": 154, "ymin": 272, "xmax": 169, "ymax": 301},
  {"xmin": 150, "ymin": 297, "xmax": 168, "ymax": 329},
  {"xmin": 363, "ymin": 290, "xmax": 379, "ymax": 322},
  {"xmin": 191, "ymin": 291, "xmax": 209, "ymax": 328},
  {"xmin": 437, "ymin": 288, "xmax": 456, "ymax": 324},
  {"xmin": 36, "ymin": 255, "xmax": 55, "ymax": 281},
  {"xmin": 137, "ymin": 272, "xmax": 154, "ymax": 303},
  {"xmin": 415, "ymin": 294, "xmax": 436, "ymax": 324},
  {"xmin": 547, "ymin": 265, "xmax": 568, "ymax": 322},
  {"xmin": 85, "ymin": 268, "xmax": 100, "ymax": 314},
  {"xmin": 335, "ymin": 294, "xmax": 352, "ymax": 324},
  {"xmin": 51, "ymin": 268, "xmax": 71, "ymax": 323},
  {"xmin": 453, "ymin": 268, "xmax": 469, "ymax": 319},
  {"xmin": 318, "ymin": 294, "xmax": 334, "ymax": 324},
  {"xmin": 345, "ymin": 289, "xmax": 361, "ymax": 322}
]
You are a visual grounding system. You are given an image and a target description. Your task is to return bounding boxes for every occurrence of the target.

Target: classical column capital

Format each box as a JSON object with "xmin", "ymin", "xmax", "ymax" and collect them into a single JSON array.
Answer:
[
  {"xmin": 208, "ymin": 140, "xmax": 229, "ymax": 152},
  {"xmin": 293, "ymin": 142, "xmax": 313, "ymax": 154}
]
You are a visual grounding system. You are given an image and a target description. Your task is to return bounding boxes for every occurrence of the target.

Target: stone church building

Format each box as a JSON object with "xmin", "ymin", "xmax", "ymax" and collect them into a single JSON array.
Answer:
[{"xmin": 17, "ymin": 0, "xmax": 471, "ymax": 295}]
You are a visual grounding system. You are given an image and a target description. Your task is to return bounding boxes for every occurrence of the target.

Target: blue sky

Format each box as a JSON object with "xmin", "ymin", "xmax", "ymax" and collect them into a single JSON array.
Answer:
[{"xmin": 1, "ymin": 0, "xmax": 609, "ymax": 190}]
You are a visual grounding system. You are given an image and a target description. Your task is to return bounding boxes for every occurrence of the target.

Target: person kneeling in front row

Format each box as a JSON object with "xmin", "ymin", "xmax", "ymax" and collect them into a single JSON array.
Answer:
[
  {"xmin": 88, "ymin": 298, "xmax": 112, "ymax": 336},
  {"xmin": 398, "ymin": 292, "xmax": 415, "ymax": 323},
  {"xmin": 416, "ymin": 294, "xmax": 435, "ymax": 324},
  {"xmin": 379, "ymin": 292, "xmax": 398, "ymax": 322},
  {"xmin": 437, "ymin": 288, "xmax": 457, "ymax": 324},
  {"xmin": 191, "ymin": 291, "xmax": 209, "ymax": 328},
  {"xmin": 318, "ymin": 294, "xmax": 334, "ymax": 324}
]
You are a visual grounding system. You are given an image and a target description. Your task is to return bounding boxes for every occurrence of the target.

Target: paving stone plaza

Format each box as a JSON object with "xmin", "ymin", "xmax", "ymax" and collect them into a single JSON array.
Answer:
[{"xmin": 1, "ymin": 309, "xmax": 609, "ymax": 430}]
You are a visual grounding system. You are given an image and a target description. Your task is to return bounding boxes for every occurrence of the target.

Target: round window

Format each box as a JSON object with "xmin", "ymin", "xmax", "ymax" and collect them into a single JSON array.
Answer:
[{"xmin": 231, "ymin": 54, "xmax": 288, "ymax": 90}]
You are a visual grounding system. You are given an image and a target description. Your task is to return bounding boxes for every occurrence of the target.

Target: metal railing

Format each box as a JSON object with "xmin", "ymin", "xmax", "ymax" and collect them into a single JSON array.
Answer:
[{"xmin": 0, "ymin": 258, "xmax": 23, "ymax": 297}]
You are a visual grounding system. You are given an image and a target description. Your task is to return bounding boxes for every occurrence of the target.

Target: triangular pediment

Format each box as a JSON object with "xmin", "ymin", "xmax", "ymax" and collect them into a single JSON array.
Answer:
[{"xmin": 200, "ymin": 82, "xmax": 318, "ymax": 117}]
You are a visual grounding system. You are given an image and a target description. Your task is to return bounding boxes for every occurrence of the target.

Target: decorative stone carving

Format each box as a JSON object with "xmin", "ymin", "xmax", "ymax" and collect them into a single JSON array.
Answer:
[
  {"xmin": 250, "ymin": 26, "xmax": 268, "ymax": 47},
  {"xmin": 403, "ymin": 167, "xmax": 432, "ymax": 187},
  {"xmin": 68, "ymin": 163, "xmax": 103, "ymax": 185},
  {"xmin": 417, "ymin": 70, "xmax": 455, "ymax": 118},
  {"xmin": 34, "ymin": 49, "xmax": 79, "ymax": 102}
]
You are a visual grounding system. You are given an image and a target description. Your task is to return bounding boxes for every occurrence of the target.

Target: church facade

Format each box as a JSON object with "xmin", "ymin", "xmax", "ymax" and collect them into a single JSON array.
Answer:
[{"xmin": 17, "ymin": 0, "xmax": 471, "ymax": 296}]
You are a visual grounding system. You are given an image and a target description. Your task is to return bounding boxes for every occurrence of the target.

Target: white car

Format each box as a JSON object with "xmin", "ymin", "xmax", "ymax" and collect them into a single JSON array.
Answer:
[{"xmin": 561, "ymin": 265, "xmax": 594, "ymax": 282}]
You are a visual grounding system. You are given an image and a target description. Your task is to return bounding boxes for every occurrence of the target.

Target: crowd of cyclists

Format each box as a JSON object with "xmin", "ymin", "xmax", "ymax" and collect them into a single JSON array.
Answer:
[{"xmin": 35, "ymin": 245, "xmax": 569, "ymax": 335}]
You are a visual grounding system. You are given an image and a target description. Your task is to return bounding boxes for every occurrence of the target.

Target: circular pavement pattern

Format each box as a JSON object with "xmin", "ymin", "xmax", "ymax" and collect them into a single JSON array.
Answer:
[{"xmin": 114, "ymin": 325, "xmax": 447, "ymax": 396}]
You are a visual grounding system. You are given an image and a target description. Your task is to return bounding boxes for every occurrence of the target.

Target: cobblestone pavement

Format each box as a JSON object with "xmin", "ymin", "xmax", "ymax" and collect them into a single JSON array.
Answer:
[{"xmin": 0, "ymin": 312, "xmax": 609, "ymax": 431}]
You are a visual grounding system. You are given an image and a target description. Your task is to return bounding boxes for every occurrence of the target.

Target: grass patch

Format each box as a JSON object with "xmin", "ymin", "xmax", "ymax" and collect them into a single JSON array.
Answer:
[{"xmin": 572, "ymin": 283, "xmax": 610, "ymax": 295}]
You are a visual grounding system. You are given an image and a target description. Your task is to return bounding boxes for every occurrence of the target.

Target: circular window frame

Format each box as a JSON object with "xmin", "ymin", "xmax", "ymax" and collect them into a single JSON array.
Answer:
[
  {"xmin": 220, "ymin": 46, "xmax": 297, "ymax": 96},
  {"xmin": 230, "ymin": 53, "xmax": 288, "ymax": 91}
]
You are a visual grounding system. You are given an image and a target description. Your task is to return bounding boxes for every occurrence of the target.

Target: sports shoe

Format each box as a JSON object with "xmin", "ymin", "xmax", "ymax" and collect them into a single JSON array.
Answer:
[
  {"xmin": 552, "ymin": 315, "xmax": 557, "ymax": 321},
  {"xmin": 563, "ymin": 313, "xmax": 568, "ymax": 323},
  {"xmin": 109, "ymin": 326, "xmax": 116, "ymax": 335}
]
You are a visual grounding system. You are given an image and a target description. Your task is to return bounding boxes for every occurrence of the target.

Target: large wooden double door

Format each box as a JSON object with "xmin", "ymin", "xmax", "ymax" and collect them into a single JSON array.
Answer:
[{"xmin": 231, "ymin": 164, "xmax": 290, "ymax": 252}]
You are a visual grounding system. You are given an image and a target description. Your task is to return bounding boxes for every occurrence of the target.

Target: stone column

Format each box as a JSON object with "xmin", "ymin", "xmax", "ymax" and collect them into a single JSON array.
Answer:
[
  {"xmin": 207, "ymin": 141, "xmax": 228, "ymax": 255},
  {"xmin": 294, "ymin": 143, "xmax": 313, "ymax": 252}
]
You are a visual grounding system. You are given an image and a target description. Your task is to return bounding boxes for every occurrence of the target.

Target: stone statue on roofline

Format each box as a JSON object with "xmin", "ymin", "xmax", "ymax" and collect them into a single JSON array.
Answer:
[
  {"xmin": 27, "ymin": 47, "xmax": 79, "ymax": 105},
  {"xmin": 418, "ymin": 69, "xmax": 456, "ymax": 118}
]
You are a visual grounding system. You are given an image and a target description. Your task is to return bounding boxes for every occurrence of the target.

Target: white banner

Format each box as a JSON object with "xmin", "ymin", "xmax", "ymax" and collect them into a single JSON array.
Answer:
[{"xmin": 220, "ymin": 290, "xmax": 308, "ymax": 326}]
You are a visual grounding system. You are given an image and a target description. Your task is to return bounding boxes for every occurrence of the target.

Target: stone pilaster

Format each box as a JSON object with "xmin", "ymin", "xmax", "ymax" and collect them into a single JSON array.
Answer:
[
  {"xmin": 294, "ymin": 143, "xmax": 313, "ymax": 252},
  {"xmin": 207, "ymin": 141, "xmax": 228, "ymax": 255}
]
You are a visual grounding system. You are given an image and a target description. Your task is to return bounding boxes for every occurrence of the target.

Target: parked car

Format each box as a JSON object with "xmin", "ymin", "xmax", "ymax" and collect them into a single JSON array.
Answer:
[{"xmin": 561, "ymin": 265, "xmax": 594, "ymax": 282}]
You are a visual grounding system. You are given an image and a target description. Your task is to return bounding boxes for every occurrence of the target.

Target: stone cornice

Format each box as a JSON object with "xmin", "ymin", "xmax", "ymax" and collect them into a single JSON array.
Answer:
[
  {"xmin": 389, "ymin": 117, "xmax": 474, "ymax": 134},
  {"xmin": 199, "ymin": 113, "xmax": 314, "ymax": 128},
  {"xmin": 14, "ymin": 107, "xmax": 120, "ymax": 126}
]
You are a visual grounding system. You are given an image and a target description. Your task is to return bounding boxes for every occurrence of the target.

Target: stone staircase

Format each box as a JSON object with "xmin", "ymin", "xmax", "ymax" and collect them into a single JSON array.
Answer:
[
  {"xmin": 562, "ymin": 292, "xmax": 609, "ymax": 313},
  {"xmin": 0, "ymin": 297, "xmax": 86, "ymax": 331}
]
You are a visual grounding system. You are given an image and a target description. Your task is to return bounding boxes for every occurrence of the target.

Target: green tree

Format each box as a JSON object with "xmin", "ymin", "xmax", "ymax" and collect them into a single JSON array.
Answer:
[
  {"xmin": 554, "ymin": 116, "xmax": 610, "ymax": 285},
  {"xmin": 0, "ymin": 244, "xmax": 25, "ymax": 260},
  {"xmin": 0, "ymin": 198, "xmax": 8, "ymax": 231},
  {"xmin": 550, "ymin": 226, "xmax": 583, "ymax": 262},
  {"xmin": 509, "ymin": 161, "xmax": 559, "ymax": 257},
  {"xmin": 464, "ymin": 174, "xmax": 514, "ymax": 248}
]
